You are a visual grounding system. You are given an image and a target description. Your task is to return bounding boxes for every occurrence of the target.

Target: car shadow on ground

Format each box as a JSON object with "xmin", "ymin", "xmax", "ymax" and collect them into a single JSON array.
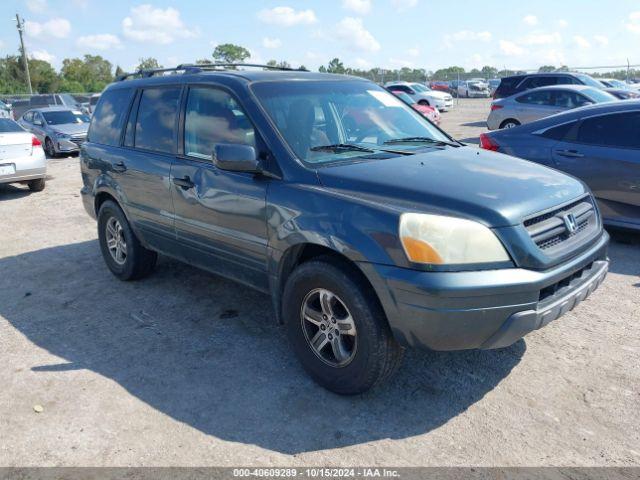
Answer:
[
  {"xmin": 0, "ymin": 240, "xmax": 527, "ymax": 454},
  {"xmin": 606, "ymin": 228, "xmax": 640, "ymax": 278},
  {"xmin": 0, "ymin": 183, "xmax": 32, "ymax": 200},
  {"xmin": 460, "ymin": 121, "xmax": 487, "ymax": 128}
]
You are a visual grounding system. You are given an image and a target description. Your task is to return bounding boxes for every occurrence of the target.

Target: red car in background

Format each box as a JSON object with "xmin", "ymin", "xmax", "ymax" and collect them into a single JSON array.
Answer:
[
  {"xmin": 388, "ymin": 89, "xmax": 441, "ymax": 125},
  {"xmin": 429, "ymin": 81, "xmax": 450, "ymax": 92}
]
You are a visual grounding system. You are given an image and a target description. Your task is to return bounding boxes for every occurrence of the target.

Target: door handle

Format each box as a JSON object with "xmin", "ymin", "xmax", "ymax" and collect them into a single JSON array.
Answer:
[
  {"xmin": 112, "ymin": 161, "xmax": 127, "ymax": 172},
  {"xmin": 172, "ymin": 175, "xmax": 195, "ymax": 190},
  {"xmin": 556, "ymin": 149, "xmax": 584, "ymax": 158}
]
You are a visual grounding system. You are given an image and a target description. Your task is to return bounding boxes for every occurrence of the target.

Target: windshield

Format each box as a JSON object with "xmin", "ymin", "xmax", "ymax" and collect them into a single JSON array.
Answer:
[
  {"xmin": 606, "ymin": 79, "xmax": 629, "ymax": 90},
  {"xmin": 0, "ymin": 118, "xmax": 24, "ymax": 132},
  {"xmin": 252, "ymin": 80, "xmax": 451, "ymax": 165},
  {"xmin": 412, "ymin": 84, "xmax": 431, "ymax": 92},
  {"xmin": 42, "ymin": 110, "xmax": 90, "ymax": 125},
  {"xmin": 576, "ymin": 74, "xmax": 606, "ymax": 89},
  {"xmin": 59, "ymin": 94, "xmax": 79, "ymax": 107},
  {"xmin": 391, "ymin": 91, "xmax": 416, "ymax": 105},
  {"xmin": 583, "ymin": 88, "xmax": 618, "ymax": 103}
]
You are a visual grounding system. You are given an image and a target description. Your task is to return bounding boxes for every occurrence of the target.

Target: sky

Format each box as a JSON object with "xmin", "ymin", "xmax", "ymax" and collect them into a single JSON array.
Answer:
[{"xmin": 1, "ymin": 0, "xmax": 639, "ymax": 74}]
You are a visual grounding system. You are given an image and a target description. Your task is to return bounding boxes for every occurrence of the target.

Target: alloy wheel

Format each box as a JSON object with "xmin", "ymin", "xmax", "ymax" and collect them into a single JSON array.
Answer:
[
  {"xmin": 300, "ymin": 288, "xmax": 357, "ymax": 367},
  {"xmin": 105, "ymin": 216, "xmax": 127, "ymax": 265}
]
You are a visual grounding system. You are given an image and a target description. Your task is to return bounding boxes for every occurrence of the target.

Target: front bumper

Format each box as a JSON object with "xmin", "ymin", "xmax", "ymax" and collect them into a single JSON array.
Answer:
[
  {"xmin": 55, "ymin": 138, "xmax": 82, "ymax": 153},
  {"xmin": 358, "ymin": 231, "xmax": 609, "ymax": 351},
  {"xmin": 435, "ymin": 98, "xmax": 454, "ymax": 111}
]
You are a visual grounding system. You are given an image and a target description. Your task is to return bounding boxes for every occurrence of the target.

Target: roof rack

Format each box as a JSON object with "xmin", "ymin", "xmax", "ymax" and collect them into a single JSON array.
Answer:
[{"xmin": 115, "ymin": 63, "xmax": 308, "ymax": 81}]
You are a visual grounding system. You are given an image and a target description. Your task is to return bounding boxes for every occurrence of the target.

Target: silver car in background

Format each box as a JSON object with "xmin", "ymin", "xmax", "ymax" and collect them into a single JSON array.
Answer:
[
  {"xmin": 487, "ymin": 84, "xmax": 618, "ymax": 130},
  {"xmin": 18, "ymin": 107, "xmax": 90, "ymax": 157},
  {"xmin": 0, "ymin": 118, "xmax": 47, "ymax": 191},
  {"xmin": 458, "ymin": 79, "xmax": 491, "ymax": 98}
]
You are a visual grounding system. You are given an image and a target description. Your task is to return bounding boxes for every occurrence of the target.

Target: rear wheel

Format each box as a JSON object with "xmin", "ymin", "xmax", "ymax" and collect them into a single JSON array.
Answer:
[
  {"xmin": 283, "ymin": 257, "xmax": 403, "ymax": 394},
  {"xmin": 418, "ymin": 99, "xmax": 430, "ymax": 106},
  {"xmin": 28, "ymin": 178, "xmax": 45, "ymax": 192},
  {"xmin": 500, "ymin": 119, "xmax": 521, "ymax": 129},
  {"xmin": 97, "ymin": 200, "xmax": 157, "ymax": 280}
]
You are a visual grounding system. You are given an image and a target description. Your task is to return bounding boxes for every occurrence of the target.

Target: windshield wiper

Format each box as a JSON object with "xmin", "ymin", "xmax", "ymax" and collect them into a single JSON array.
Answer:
[
  {"xmin": 383, "ymin": 137, "xmax": 460, "ymax": 147},
  {"xmin": 310, "ymin": 143, "xmax": 375, "ymax": 153}
]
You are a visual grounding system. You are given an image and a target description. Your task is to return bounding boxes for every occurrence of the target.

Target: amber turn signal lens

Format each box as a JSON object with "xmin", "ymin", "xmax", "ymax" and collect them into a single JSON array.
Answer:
[{"xmin": 400, "ymin": 237, "xmax": 444, "ymax": 264}]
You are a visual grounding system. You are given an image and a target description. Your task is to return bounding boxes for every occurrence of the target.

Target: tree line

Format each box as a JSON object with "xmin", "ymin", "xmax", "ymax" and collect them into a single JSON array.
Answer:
[{"xmin": 1, "ymin": 42, "xmax": 637, "ymax": 95}]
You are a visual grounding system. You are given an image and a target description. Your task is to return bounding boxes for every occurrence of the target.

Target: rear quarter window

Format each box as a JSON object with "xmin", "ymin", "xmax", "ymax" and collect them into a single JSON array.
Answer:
[{"xmin": 88, "ymin": 88, "xmax": 134, "ymax": 146}]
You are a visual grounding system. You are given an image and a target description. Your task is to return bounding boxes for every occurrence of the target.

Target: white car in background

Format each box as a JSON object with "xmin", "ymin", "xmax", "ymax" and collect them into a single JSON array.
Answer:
[
  {"xmin": 458, "ymin": 79, "xmax": 491, "ymax": 98},
  {"xmin": 384, "ymin": 81, "xmax": 454, "ymax": 111},
  {"xmin": 0, "ymin": 118, "xmax": 47, "ymax": 192}
]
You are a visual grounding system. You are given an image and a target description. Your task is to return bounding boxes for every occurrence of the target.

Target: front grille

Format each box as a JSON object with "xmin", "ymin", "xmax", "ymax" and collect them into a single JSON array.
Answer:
[
  {"xmin": 70, "ymin": 134, "xmax": 87, "ymax": 146},
  {"xmin": 524, "ymin": 196, "xmax": 598, "ymax": 254}
]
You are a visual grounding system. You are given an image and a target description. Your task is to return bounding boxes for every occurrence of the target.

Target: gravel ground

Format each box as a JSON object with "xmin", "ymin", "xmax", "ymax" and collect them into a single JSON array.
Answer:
[{"xmin": 0, "ymin": 99, "xmax": 638, "ymax": 467}]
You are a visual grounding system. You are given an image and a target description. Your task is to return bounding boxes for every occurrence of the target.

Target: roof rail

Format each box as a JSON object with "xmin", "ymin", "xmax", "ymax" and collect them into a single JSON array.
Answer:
[
  {"xmin": 178, "ymin": 62, "xmax": 308, "ymax": 72},
  {"xmin": 115, "ymin": 62, "xmax": 309, "ymax": 81},
  {"xmin": 115, "ymin": 65, "xmax": 201, "ymax": 82}
]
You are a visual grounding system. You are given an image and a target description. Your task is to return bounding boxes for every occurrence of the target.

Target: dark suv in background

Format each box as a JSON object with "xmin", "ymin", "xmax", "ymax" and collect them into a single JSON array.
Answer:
[
  {"xmin": 493, "ymin": 72, "xmax": 605, "ymax": 99},
  {"xmin": 80, "ymin": 64, "xmax": 609, "ymax": 394}
]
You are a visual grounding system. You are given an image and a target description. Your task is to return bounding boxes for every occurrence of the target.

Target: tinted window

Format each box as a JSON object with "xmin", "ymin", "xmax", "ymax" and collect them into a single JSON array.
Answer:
[
  {"xmin": 390, "ymin": 85, "xmax": 411, "ymax": 93},
  {"xmin": 184, "ymin": 87, "xmax": 256, "ymax": 159},
  {"xmin": 23, "ymin": 111, "xmax": 33, "ymax": 122},
  {"xmin": 494, "ymin": 75, "xmax": 526, "ymax": 98},
  {"xmin": 29, "ymin": 95, "xmax": 56, "ymax": 106},
  {"xmin": 521, "ymin": 76, "xmax": 558, "ymax": 89},
  {"xmin": 553, "ymin": 91, "xmax": 591, "ymax": 108},
  {"xmin": 576, "ymin": 112, "xmax": 640, "ymax": 148},
  {"xmin": 516, "ymin": 90, "xmax": 554, "ymax": 105},
  {"xmin": 0, "ymin": 118, "xmax": 24, "ymax": 133},
  {"xmin": 134, "ymin": 87, "xmax": 181, "ymax": 153},
  {"xmin": 89, "ymin": 88, "xmax": 134, "ymax": 146},
  {"xmin": 541, "ymin": 121, "xmax": 576, "ymax": 141}
]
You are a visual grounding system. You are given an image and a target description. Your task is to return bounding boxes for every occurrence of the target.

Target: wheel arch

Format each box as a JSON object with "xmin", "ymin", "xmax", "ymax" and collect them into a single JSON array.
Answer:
[{"xmin": 271, "ymin": 243, "xmax": 384, "ymax": 326}]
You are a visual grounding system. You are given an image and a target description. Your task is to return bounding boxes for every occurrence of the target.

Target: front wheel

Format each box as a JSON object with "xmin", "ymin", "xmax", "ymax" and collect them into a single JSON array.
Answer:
[
  {"xmin": 44, "ymin": 137, "xmax": 56, "ymax": 158},
  {"xmin": 282, "ymin": 258, "xmax": 403, "ymax": 394},
  {"xmin": 97, "ymin": 200, "xmax": 157, "ymax": 280}
]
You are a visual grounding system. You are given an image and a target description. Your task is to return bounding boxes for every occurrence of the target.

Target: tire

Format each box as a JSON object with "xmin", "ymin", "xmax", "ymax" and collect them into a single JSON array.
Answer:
[
  {"xmin": 28, "ymin": 178, "xmax": 45, "ymax": 192},
  {"xmin": 44, "ymin": 137, "xmax": 56, "ymax": 158},
  {"xmin": 97, "ymin": 200, "xmax": 157, "ymax": 281},
  {"xmin": 418, "ymin": 99, "xmax": 430, "ymax": 107},
  {"xmin": 500, "ymin": 119, "xmax": 521, "ymax": 129},
  {"xmin": 282, "ymin": 257, "xmax": 403, "ymax": 395}
]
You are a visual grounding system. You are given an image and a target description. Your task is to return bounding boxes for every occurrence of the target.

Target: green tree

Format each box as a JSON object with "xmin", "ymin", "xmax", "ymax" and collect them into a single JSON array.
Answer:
[
  {"xmin": 325, "ymin": 58, "xmax": 345, "ymax": 74},
  {"xmin": 135, "ymin": 57, "xmax": 162, "ymax": 71},
  {"xmin": 266, "ymin": 59, "xmax": 291, "ymax": 69},
  {"xmin": 481, "ymin": 66, "xmax": 498, "ymax": 79},
  {"xmin": 212, "ymin": 44, "xmax": 250, "ymax": 64},
  {"xmin": 432, "ymin": 66, "xmax": 466, "ymax": 81},
  {"xmin": 538, "ymin": 65, "xmax": 557, "ymax": 73},
  {"xmin": 60, "ymin": 55, "xmax": 113, "ymax": 92},
  {"xmin": 195, "ymin": 58, "xmax": 213, "ymax": 65},
  {"xmin": 28, "ymin": 59, "xmax": 59, "ymax": 93},
  {"xmin": 114, "ymin": 65, "xmax": 125, "ymax": 77},
  {"xmin": 0, "ymin": 55, "xmax": 28, "ymax": 94}
]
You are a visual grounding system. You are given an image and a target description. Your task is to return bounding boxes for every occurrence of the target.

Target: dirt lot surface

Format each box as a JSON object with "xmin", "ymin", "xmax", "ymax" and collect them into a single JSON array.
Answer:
[{"xmin": 1, "ymin": 99, "xmax": 639, "ymax": 467}]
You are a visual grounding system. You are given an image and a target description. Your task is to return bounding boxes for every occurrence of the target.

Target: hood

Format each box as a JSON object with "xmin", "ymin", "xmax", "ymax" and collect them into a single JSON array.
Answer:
[
  {"xmin": 51, "ymin": 123, "xmax": 89, "ymax": 135},
  {"xmin": 316, "ymin": 146, "xmax": 586, "ymax": 227}
]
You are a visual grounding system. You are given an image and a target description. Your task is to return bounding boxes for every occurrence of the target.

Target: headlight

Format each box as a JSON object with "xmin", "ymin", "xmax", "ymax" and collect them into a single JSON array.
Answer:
[{"xmin": 399, "ymin": 213, "xmax": 510, "ymax": 265}]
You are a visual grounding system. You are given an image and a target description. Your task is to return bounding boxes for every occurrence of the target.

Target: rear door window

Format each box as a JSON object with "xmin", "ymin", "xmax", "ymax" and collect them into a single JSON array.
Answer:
[
  {"xmin": 88, "ymin": 88, "xmax": 134, "ymax": 146},
  {"xmin": 575, "ymin": 112, "xmax": 640, "ymax": 149},
  {"xmin": 516, "ymin": 90, "xmax": 554, "ymax": 105},
  {"xmin": 134, "ymin": 87, "xmax": 181, "ymax": 153},
  {"xmin": 521, "ymin": 76, "xmax": 558, "ymax": 90}
]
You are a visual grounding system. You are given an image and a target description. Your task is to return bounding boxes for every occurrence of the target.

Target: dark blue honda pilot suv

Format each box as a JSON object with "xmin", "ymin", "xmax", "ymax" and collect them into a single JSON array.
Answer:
[{"xmin": 80, "ymin": 64, "xmax": 609, "ymax": 394}]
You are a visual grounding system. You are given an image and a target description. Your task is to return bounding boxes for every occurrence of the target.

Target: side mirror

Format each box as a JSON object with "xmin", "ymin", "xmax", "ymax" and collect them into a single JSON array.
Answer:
[{"xmin": 213, "ymin": 143, "xmax": 260, "ymax": 173}]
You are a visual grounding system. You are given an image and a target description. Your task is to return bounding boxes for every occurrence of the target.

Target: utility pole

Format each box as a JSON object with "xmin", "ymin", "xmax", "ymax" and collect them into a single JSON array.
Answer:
[{"xmin": 15, "ymin": 13, "xmax": 33, "ymax": 94}]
